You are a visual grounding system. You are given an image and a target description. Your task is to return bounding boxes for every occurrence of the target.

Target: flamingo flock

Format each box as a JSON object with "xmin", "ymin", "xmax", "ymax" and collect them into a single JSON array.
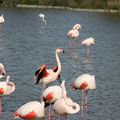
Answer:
[{"xmin": 0, "ymin": 12, "xmax": 96, "ymax": 120}]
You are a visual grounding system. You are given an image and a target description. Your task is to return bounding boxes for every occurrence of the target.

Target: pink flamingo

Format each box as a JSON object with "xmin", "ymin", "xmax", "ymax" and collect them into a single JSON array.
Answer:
[
  {"xmin": 80, "ymin": 37, "xmax": 95, "ymax": 58},
  {"xmin": 67, "ymin": 24, "xmax": 81, "ymax": 48},
  {"xmin": 54, "ymin": 80, "xmax": 80, "ymax": 119},
  {"xmin": 0, "ymin": 63, "xmax": 6, "ymax": 79},
  {"xmin": 0, "ymin": 76, "xmax": 15, "ymax": 116},
  {"xmin": 13, "ymin": 101, "xmax": 45, "ymax": 120},
  {"xmin": 67, "ymin": 24, "xmax": 81, "ymax": 38},
  {"xmin": 33, "ymin": 48, "xmax": 64, "ymax": 94},
  {"xmin": 42, "ymin": 82, "xmax": 63, "ymax": 120},
  {"xmin": 0, "ymin": 14, "xmax": 4, "ymax": 24},
  {"xmin": 71, "ymin": 74, "xmax": 96, "ymax": 117}
]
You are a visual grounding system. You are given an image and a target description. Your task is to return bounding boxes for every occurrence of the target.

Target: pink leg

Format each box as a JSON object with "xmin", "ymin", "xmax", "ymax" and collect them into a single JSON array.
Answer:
[
  {"xmin": 81, "ymin": 91, "xmax": 84, "ymax": 118},
  {"xmin": 85, "ymin": 92, "xmax": 88, "ymax": 117},
  {"xmin": 48, "ymin": 103, "xmax": 51, "ymax": 120},
  {"xmin": 58, "ymin": 114, "xmax": 61, "ymax": 120},
  {"xmin": 86, "ymin": 47, "xmax": 90, "ymax": 63}
]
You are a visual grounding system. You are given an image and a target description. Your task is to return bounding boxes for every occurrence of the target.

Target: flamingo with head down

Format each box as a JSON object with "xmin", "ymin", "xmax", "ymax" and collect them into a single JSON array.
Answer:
[
  {"xmin": 0, "ymin": 63, "xmax": 6, "ymax": 79},
  {"xmin": 54, "ymin": 80, "xmax": 80, "ymax": 119},
  {"xmin": 42, "ymin": 81, "xmax": 63, "ymax": 120},
  {"xmin": 13, "ymin": 101, "xmax": 45, "ymax": 120},
  {"xmin": 80, "ymin": 37, "xmax": 95, "ymax": 58},
  {"xmin": 33, "ymin": 48, "xmax": 64, "ymax": 95},
  {"xmin": 71, "ymin": 74, "xmax": 96, "ymax": 117},
  {"xmin": 0, "ymin": 14, "xmax": 4, "ymax": 24},
  {"xmin": 0, "ymin": 76, "xmax": 15, "ymax": 116}
]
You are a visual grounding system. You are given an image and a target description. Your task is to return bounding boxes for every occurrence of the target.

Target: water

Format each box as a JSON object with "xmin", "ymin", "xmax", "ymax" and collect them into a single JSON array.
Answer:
[{"xmin": 0, "ymin": 7, "xmax": 120, "ymax": 120}]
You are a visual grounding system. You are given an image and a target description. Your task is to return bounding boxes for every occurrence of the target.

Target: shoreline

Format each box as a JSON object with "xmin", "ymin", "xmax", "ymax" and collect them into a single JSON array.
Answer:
[{"xmin": 17, "ymin": 4, "xmax": 120, "ymax": 13}]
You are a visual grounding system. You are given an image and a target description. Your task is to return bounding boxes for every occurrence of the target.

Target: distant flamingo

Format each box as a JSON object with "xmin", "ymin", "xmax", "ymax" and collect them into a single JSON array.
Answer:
[
  {"xmin": 0, "ymin": 14, "xmax": 4, "ymax": 24},
  {"xmin": 71, "ymin": 74, "xmax": 96, "ymax": 117},
  {"xmin": 0, "ymin": 76, "xmax": 15, "ymax": 116},
  {"xmin": 80, "ymin": 37, "xmax": 95, "ymax": 58},
  {"xmin": 67, "ymin": 24, "xmax": 81, "ymax": 38},
  {"xmin": 42, "ymin": 82, "xmax": 63, "ymax": 120},
  {"xmin": 67, "ymin": 24, "xmax": 81, "ymax": 48},
  {"xmin": 38, "ymin": 13, "xmax": 46, "ymax": 25},
  {"xmin": 54, "ymin": 80, "xmax": 80, "ymax": 119},
  {"xmin": 33, "ymin": 48, "xmax": 64, "ymax": 94},
  {"xmin": 13, "ymin": 101, "xmax": 45, "ymax": 120},
  {"xmin": 0, "ymin": 63, "xmax": 6, "ymax": 79}
]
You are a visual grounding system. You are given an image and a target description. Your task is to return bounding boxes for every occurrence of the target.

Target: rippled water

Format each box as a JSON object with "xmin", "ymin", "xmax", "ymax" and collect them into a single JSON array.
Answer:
[{"xmin": 0, "ymin": 7, "xmax": 120, "ymax": 120}]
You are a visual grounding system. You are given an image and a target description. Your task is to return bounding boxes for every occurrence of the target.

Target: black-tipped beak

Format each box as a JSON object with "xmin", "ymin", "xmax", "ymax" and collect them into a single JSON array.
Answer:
[{"xmin": 63, "ymin": 50, "xmax": 65, "ymax": 54}]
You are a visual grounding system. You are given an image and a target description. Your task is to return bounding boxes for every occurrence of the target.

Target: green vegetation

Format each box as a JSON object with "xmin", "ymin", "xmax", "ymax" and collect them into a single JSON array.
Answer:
[{"xmin": 0, "ymin": 0, "xmax": 120, "ymax": 11}]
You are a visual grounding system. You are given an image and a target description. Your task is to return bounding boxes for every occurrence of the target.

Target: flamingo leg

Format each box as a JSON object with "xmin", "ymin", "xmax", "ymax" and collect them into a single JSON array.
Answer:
[
  {"xmin": 81, "ymin": 91, "xmax": 84, "ymax": 118},
  {"xmin": 48, "ymin": 103, "xmax": 51, "ymax": 120},
  {"xmin": 58, "ymin": 114, "xmax": 61, "ymax": 120},
  {"xmin": 85, "ymin": 91, "xmax": 88, "ymax": 117},
  {"xmin": 86, "ymin": 46, "xmax": 90, "ymax": 58}
]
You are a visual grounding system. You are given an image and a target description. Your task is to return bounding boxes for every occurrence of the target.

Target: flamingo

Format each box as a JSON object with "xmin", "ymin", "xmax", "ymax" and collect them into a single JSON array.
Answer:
[
  {"xmin": 38, "ymin": 13, "xmax": 46, "ymax": 25},
  {"xmin": 0, "ymin": 14, "xmax": 4, "ymax": 24},
  {"xmin": 42, "ymin": 82, "xmax": 63, "ymax": 120},
  {"xmin": 0, "ymin": 63, "xmax": 6, "ymax": 79},
  {"xmin": 67, "ymin": 24, "xmax": 81, "ymax": 38},
  {"xmin": 0, "ymin": 76, "xmax": 15, "ymax": 116},
  {"xmin": 54, "ymin": 80, "xmax": 80, "ymax": 119},
  {"xmin": 33, "ymin": 48, "xmax": 64, "ymax": 94},
  {"xmin": 80, "ymin": 37, "xmax": 95, "ymax": 58},
  {"xmin": 13, "ymin": 101, "xmax": 45, "ymax": 120},
  {"xmin": 67, "ymin": 24, "xmax": 81, "ymax": 48},
  {"xmin": 71, "ymin": 74, "xmax": 96, "ymax": 117}
]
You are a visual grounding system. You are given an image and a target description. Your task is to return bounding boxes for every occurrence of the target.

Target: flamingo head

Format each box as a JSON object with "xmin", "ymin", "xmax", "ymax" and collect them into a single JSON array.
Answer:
[
  {"xmin": 56, "ymin": 48, "xmax": 64, "ymax": 54},
  {"xmin": 73, "ymin": 24, "xmax": 81, "ymax": 30},
  {"xmin": 0, "ymin": 63, "xmax": 6, "ymax": 79}
]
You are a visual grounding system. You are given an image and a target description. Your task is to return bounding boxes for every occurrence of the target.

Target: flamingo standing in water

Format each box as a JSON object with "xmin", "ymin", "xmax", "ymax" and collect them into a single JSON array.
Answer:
[
  {"xmin": 67, "ymin": 24, "xmax": 81, "ymax": 38},
  {"xmin": 71, "ymin": 74, "xmax": 96, "ymax": 117},
  {"xmin": 67, "ymin": 24, "xmax": 81, "ymax": 48},
  {"xmin": 54, "ymin": 80, "xmax": 80, "ymax": 119},
  {"xmin": 0, "ymin": 76, "xmax": 15, "ymax": 116},
  {"xmin": 80, "ymin": 37, "xmax": 95, "ymax": 58},
  {"xmin": 38, "ymin": 13, "xmax": 46, "ymax": 25},
  {"xmin": 0, "ymin": 14, "xmax": 4, "ymax": 24},
  {"xmin": 42, "ymin": 82, "xmax": 63, "ymax": 120},
  {"xmin": 0, "ymin": 63, "xmax": 6, "ymax": 79},
  {"xmin": 13, "ymin": 101, "xmax": 45, "ymax": 120},
  {"xmin": 33, "ymin": 48, "xmax": 64, "ymax": 95}
]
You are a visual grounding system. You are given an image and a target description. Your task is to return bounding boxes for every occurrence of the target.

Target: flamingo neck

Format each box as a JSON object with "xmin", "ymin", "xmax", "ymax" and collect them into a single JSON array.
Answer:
[{"xmin": 55, "ymin": 52, "xmax": 61, "ymax": 75}]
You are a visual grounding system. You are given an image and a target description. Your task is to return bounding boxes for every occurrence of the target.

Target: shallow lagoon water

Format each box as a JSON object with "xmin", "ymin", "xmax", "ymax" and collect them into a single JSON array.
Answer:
[{"xmin": 0, "ymin": 7, "xmax": 120, "ymax": 120}]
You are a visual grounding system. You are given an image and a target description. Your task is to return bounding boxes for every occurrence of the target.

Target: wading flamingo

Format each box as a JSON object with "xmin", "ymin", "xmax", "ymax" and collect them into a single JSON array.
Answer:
[
  {"xmin": 13, "ymin": 101, "xmax": 45, "ymax": 120},
  {"xmin": 0, "ymin": 63, "xmax": 6, "ymax": 79},
  {"xmin": 80, "ymin": 37, "xmax": 95, "ymax": 58},
  {"xmin": 0, "ymin": 76, "xmax": 15, "ymax": 116},
  {"xmin": 67, "ymin": 24, "xmax": 81, "ymax": 38},
  {"xmin": 54, "ymin": 80, "xmax": 80, "ymax": 119},
  {"xmin": 42, "ymin": 82, "xmax": 63, "ymax": 120},
  {"xmin": 38, "ymin": 13, "xmax": 46, "ymax": 25},
  {"xmin": 71, "ymin": 74, "xmax": 96, "ymax": 117},
  {"xmin": 67, "ymin": 24, "xmax": 81, "ymax": 48},
  {"xmin": 0, "ymin": 14, "xmax": 4, "ymax": 24},
  {"xmin": 33, "ymin": 48, "xmax": 64, "ymax": 95}
]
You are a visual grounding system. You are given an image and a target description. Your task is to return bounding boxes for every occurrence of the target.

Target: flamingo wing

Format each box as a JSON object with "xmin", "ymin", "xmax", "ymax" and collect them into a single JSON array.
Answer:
[{"xmin": 35, "ymin": 64, "xmax": 49, "ymax": 84}]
